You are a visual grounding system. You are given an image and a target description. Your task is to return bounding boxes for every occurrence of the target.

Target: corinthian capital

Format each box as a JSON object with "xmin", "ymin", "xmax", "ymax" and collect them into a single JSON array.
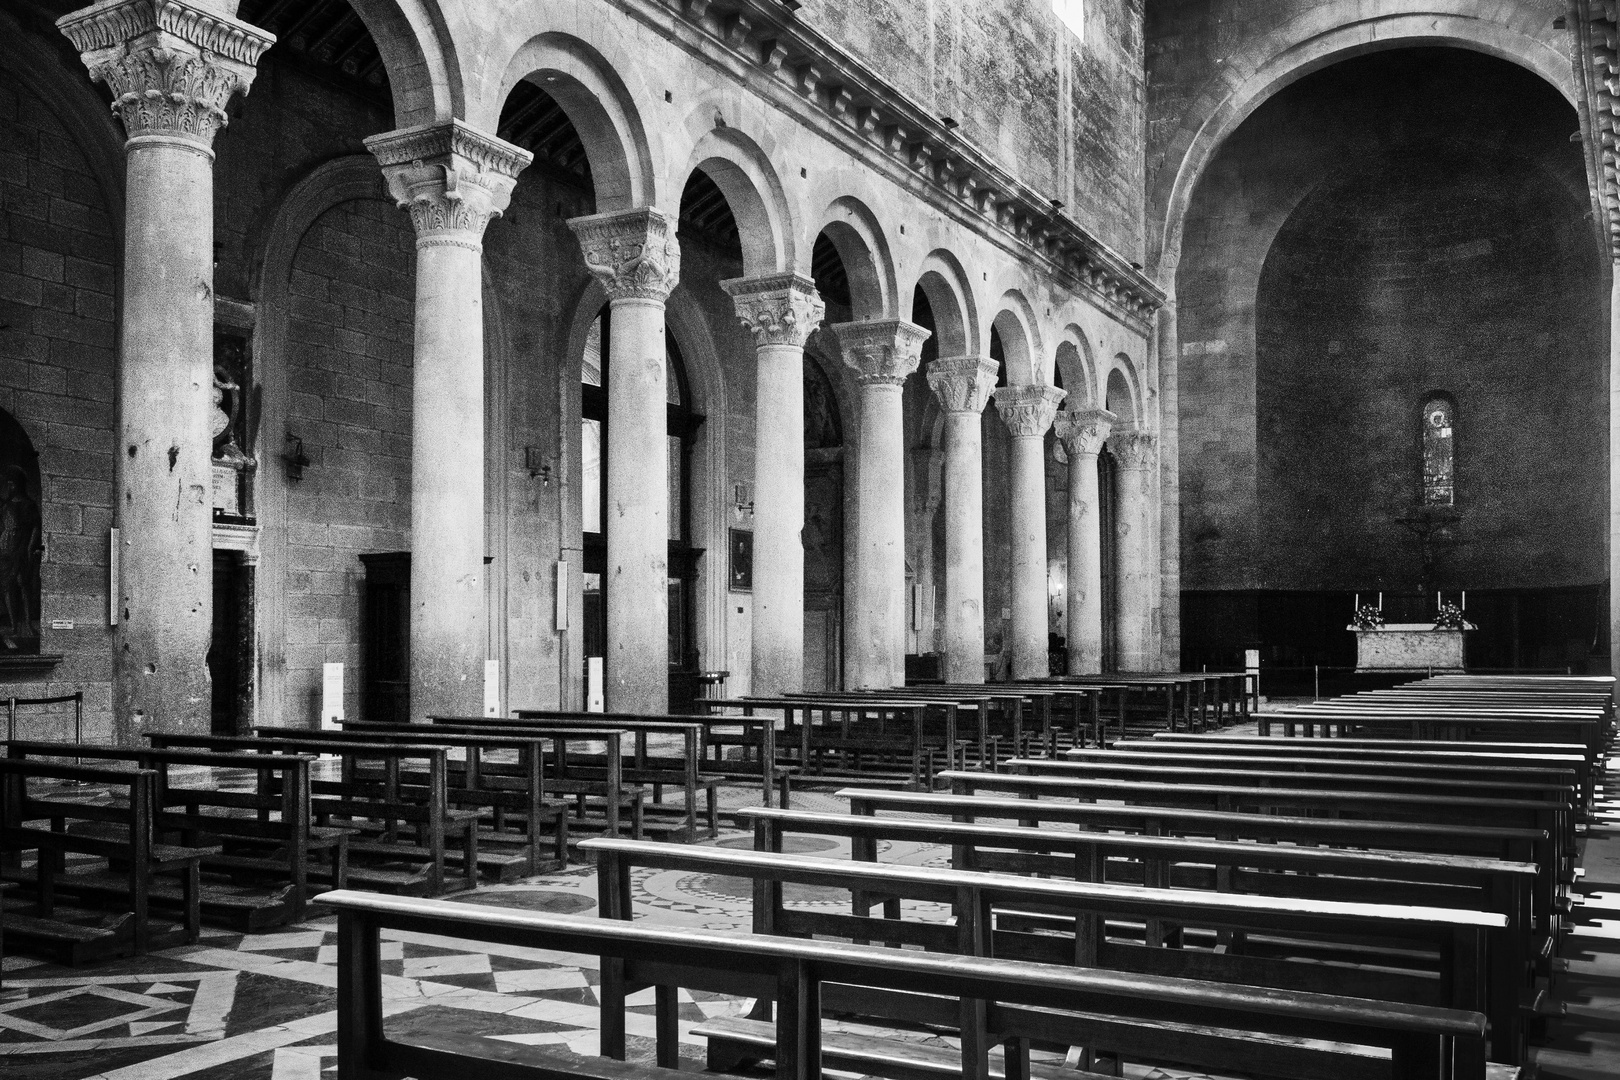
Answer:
[
  {"xmin": 58, "ymin": 0, "xmax": 276, "ymax": 149},
  {"xmin": 993, "ymin": 384, "xmax": 1066, "ymax": 438},
  {"xmin": 1054, "ymin": 407, "xmax": 1117, "ymax": 458},
  {"xmin": 721, "ymin": 273, "xmax": 824, "ymax": 347},
  {"xmin": 365, "ymin": 121, "xmax": 532, "ymax": 249},
  {"xmin": 926, "ymin": 356, "xmax": 999, "ymax": 415},
  {"xmin": 568, "ymin": 208, "xmax": 681, "ymax": 302},
  {"xmin": 832, "ymin": 319, "xmax": 930, "ymax": 387},
  {"xmin": 1109, "ymin": 430, "xmax": 1157, "ymax": 470}
]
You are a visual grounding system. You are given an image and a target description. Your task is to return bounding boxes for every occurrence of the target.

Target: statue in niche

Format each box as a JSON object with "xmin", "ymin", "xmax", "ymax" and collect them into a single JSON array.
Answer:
[{"xmin": 213, "ymin": 358, "xmax": 246, "ymax": 464}]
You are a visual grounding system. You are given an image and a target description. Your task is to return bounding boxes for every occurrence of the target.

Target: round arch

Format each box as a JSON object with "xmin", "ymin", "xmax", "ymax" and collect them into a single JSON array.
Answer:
[
  {"xmin": 914, "ymin": 249, "xmax": 978, "ymax": 358},
  {"xmin": 487, "ymin": 32, "xmax": 657, "ymax": 212},
  {"xmin": 1104, "ymin": 356, "xmax": 1143, "ymax": 429},
  {"xmin": 991, "ymin": 292, "xmax": 1045, "ymax": 386},
  {"xmin": 1153, "ymin": 9, "xmax": 1578, "ymax": 276},
  {"xmin": 1054, "ymin": 325, "xmax": 1099, "ymax": 409},
  {"xmin": 681, "ymin": 125, "xmax": 796, "ymax": 276},
  {"xmin": 814, "ymin": 196, "xmax": 898, "ymax": 321},
  {"xmin": 346, "ymin": 0, "xmax": 462, "ymax": 126}
]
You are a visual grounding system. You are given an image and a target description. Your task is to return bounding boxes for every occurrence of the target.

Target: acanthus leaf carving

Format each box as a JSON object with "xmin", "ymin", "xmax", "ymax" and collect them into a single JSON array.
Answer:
[
  {"xmin": 1054, "ymin": 407, "xmax": 1117, "ymax": 458},
  {"xmin": 722, "ymin": 273, "xmax": 824, "ymax": 348},
  {"xmin": 365, "ymin": 121, "xmax": 533, "ymax": 247},
  {"xmin": 993, "ymin": 384, "xmax": 1066, "ymax": 438},
  {"xmin": 926, "ymin": 355, "xmax": 999, "ymax": 415},
  {"xmin": 568, "ymin": 209, "xmax": 682, "ymax": 302},
  {"xmin": 831, "ymin": 319, "xmax": 930, "ymax": 387},
  {"xmin": 1108, "ymin": 430, "xmax": 1158, "ymax": 471}
]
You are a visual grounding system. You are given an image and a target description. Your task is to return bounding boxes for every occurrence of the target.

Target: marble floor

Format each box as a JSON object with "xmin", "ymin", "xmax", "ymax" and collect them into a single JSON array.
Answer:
[{"xmin": 2, "ymin": 758, "xmax": 1618, "ymax": 1080}]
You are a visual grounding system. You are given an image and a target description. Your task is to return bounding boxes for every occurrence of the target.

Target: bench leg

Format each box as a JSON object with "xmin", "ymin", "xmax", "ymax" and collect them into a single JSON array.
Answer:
[
  {"xmin": 463, "ymin": 827, "xmax": 479, "ymax": 889},
  {"xmin": 1001, "ymin": 1037, "xmax": 1032, "ymax": 1080},
  {"xmin": 655, "ymin": 984, "xmax": 680, "ymax": 1069},
  {"xmin": 182, "ymin": 862, "xmax": 201, "ymax": 943}
]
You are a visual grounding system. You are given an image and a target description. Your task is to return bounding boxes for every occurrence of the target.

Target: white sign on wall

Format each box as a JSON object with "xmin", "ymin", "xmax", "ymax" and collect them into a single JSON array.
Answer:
[
  {"xmin": 321, "ymin": 663, "xmax": 344, "ymax": 729},
  {"xmin": 586, "ymin": 657, "xmax": 605, "ymax": 713},
  {"xmin": 484, "ymin": 659, "xmax": 500, "ymax": 718}
]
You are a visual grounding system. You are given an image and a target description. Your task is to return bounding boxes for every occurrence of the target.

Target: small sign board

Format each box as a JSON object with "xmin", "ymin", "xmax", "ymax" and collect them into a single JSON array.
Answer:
[
  {"xmin": 483, "ymin": 659, "xmax": 500, "ymax": 718},
  {"xmin": 321, "ymin": 662, "xmax": 344, "ymax": 729}
]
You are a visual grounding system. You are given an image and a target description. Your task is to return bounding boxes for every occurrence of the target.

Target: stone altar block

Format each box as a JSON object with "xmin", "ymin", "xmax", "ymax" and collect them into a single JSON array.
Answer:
[{"xmin": 1351, "ymin": 623, "xmax": 1471, "ymax": 673}]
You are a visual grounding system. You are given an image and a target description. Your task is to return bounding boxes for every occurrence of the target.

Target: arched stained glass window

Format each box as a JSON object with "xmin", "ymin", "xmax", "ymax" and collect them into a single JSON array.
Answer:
[{"xmin": 1421, "ymin": 395, "xmax": 1455, "ymax": 506}]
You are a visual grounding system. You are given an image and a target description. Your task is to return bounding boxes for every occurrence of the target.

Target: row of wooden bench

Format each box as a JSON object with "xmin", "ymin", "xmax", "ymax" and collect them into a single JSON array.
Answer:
[{"xmin": 326, "ymin": 673, "xmax": 1603, "ymax": 1080}]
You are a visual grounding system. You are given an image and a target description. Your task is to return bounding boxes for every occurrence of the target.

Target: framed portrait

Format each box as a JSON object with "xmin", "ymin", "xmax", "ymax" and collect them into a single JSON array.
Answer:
[{"xmin": 729, "ymin": 529, "xmax": 753, "ymax": 591}]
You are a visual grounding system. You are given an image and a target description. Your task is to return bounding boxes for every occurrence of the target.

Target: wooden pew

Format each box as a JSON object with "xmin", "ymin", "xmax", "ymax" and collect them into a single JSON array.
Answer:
[
  {"xmin": 279, "ymin": 724, "xmax": 572, "ymax": 873},
  {"xmin": 5, "ymin": 741, "xmax": 341, "ymax": 928},
  {"xmin": 700, "ymin": 696, "xmax": 953, "ymax": 790},
  {"xmin": 507, "ymin": 707, "xmax": 790, "ymax": 808},
  {"xmin": 736, "ymin": 803, "xmax": 1540, "ymax": 1056},
  {"xmin": 583, "ymin": 837, "xmax": 1507, "ymax": 1073},
  {"xmin": 0, "ymin": 758, "xmax": 215, "ymax": 960},
  {"xmin": 320, "ymin": 889, "xmax": 1495, "ymax": 1080},
  {"xmin": 473, "ymin": 712, "xmax": 721, "ymax": 837},
  {"xmin": 146, "ymin": 733, "xmax": 478, "ymax": 896}
]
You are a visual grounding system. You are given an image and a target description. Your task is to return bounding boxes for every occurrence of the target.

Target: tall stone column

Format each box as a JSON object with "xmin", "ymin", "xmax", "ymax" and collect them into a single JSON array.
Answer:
[
  {"xmin": 1054, "ymin": 408, "xmax": 1115, "ymax": 675},
  {"xmin": 1110, "ymin": 431, "xmax": 1158, "ymax": 672},
  {"xmin": 722, "ymin": 274, "xmax": 824, "ymax": 697},
  {"xmin": 926, "ymin": 357, "xmax": 999, "ymax": 684},
  {"xmin": 366, "ymin": 122, "xmax": 531, "ymax": 722},
  {"xmin": 569, "ymin": 209, "xmax": 680, "ymax": 713},
  {"xmin": 834, "ymin": 320, "xmax": 930, "ymax": 689},
  {"xmin": 993, "ymin": 385, "xmax": 1067, "ymax": 680},
  {"xmin": 58, "ymin": 1, "xmax": 273, "ymax": 740}
]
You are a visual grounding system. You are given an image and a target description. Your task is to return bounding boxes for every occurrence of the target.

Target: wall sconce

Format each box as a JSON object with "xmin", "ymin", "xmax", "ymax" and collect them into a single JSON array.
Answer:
[
  {"xmin": 732, "ymin": 482, "xmax": 754, "ymax": 519},
  {"xmin": 282, "ymin": 431, "xmax": 310, "ymax": 482},
  {"xmin": 525, "ymin": 446, "xmax": 552, "ymax": 485}
]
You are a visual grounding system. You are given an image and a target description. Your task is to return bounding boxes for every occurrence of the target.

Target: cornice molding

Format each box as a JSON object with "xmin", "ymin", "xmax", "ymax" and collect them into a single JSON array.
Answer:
[{"xmin": 628, "ymin": 0, "xmax": 1165, "ymax": 327}]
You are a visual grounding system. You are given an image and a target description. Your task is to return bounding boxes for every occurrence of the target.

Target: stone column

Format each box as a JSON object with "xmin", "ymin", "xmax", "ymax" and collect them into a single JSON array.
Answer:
[
  {"xmin": 1054, "ymin": 408, "xmax": 1116, "ymax": 675},
  {"xmin": 834, "ymin": 320, "xmax": 930, "ymax": 689},
  {"xmin": 926, "ymin": 357, "xmax": 999, "ymax": 683},
  {"xmin": 58, "ymin": 1, "xmax": 273, "ymax": 739},
  {"xmin": 721, "ymin": 274, "xmax": 824, "ymax": 697},
  {"xmin": 1611, "ymin": 266, "xmax": 1620, "ymax": 680},
  {"xmin": 993, "ymin": 385, "xmax": 1067, "ymax": 680},
  {"xmin": 366, "ymin": 122, "xmax": 531, "ymax": 722},
  {"xmin": 1156, "ymin": 288, "xmax": 1181, "ymax": 671},
  {"xmin": 1110, "ymin": 430, "xmax": 1158, "ymax": 672},
  {"xmin": 569, "ymin": 209, "xmax": 680, "ymax": 713}
]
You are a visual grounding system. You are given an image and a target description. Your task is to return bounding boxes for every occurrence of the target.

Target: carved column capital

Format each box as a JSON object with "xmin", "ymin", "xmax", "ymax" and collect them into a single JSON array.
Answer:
[
  {"xmin": 365, "ymin": 120, "xmax": 532, "ymax": 249},
  {"xmin": 1054, "ymin": 407, "xmax": 1117, "ymax": 458},
  {"xmin": 1109, "ymin": 430, "xmax": 1158, "ymax": 470},
  {"xmin": 58, "ymin": 0, "xmax": 275, "ymax": 151},
  {"xmin": 993, "ymin": 384, "xmax": 1067, "ymax": 438},
  {"xmin": 568, "ymin": 207, "xmax": 681, "ymax": 302},
  {"xmin": 721, "ymin": 272, "xmax": 824, "ymax": 347},
  {"xmin": 832, "ymin": 319, "xmax": 930, "ymax": 387},
  {"xmin": 926, "ymin": 355, "xmax": 999, "ymax": 415}
]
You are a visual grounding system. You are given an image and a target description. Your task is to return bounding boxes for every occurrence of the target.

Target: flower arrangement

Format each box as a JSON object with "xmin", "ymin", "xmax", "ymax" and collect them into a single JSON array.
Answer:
[
  {"xmin": 1351, "ymin": 604, "xmax": 1385, "ymax": 631},
  {"xmin": 1433, "ymin": 601, "xmax": 1466, "ymax": 630}
]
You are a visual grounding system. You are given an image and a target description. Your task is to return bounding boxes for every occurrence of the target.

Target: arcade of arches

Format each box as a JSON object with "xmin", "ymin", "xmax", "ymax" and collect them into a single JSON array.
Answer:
[{"xmin": 0, "ymin": 0, "xmax": 1617, "ymax": 743}]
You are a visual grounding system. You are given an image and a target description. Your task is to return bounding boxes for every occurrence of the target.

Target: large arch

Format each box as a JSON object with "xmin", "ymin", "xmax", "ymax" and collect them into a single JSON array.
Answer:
[
  {"xmin": 914, "ymin": 249, "xmax": 979, "ymax": 358},
  {"xmin": 680, "ymin": 124, "xmax": 797, "ymax": 277},
  {"xmin": 1105, "ymin": 355, "xmax": 1144, "ymax": 429},
  {"xmin": 814, "ymin": 197, "xmax": 899, "ymax": 321},
  {"xmin": 1151, "ymin": 7, "xmax": 1578, "ymax": 277},
  {"xmin": 485, "ymin": 32, "xmax": 659, "ymax": 212},
  {"xmin": 991, "ymin": 292, "xmax": 1045, "ymax": 387},
  {"xmin": 1054, "ymin": 325, "xmax": 1099, "ymax": 409},
  {"xmin": 347, "ymin": 0, "xmax": 463, "ymax": 127}
]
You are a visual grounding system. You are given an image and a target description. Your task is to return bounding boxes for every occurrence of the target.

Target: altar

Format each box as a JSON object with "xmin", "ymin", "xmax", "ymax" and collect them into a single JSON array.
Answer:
[{"xmin": 1352, "ymin": 623, "xmax": 1470, "ymax": 673}]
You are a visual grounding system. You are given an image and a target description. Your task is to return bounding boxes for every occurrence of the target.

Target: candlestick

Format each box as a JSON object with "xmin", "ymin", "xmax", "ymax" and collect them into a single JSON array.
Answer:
[
  {"xmin": 1354, "ymin": 593, "xmax": 1359, "ymax": 612},
  {"xmin": 1377, "ymin": 592, "xmax": 1382, "ymax": 611},
  {"xmin": 1461, "ymin": 591, "xmax": 1466, "ymax": 611}
]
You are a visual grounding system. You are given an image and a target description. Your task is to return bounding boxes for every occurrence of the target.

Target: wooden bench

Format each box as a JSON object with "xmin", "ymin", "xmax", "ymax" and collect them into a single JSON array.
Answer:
[
  {"xmin": 5, "ymin": 741, "xmax": 342, "ymax": 928},
  {"xmin": 465, "ymin": 713, "xmax": 720, "ymax": 838},
  {"xmin": 323, "ymin": 888, "xmax": 1495, "ymax": 1080},
  {"xmin": 584, "ymin": 839, "xmax": 1508, "ymax": 1029},
  {"xmin": 507, "ymin": 707, "xmax": 792, "ymax": 809},
  {"xmin": 147, "ymin": 734, "xmax": 478, "ymax": 897},
  {"xmin": 278, "ymin": 724, "xmax": 571, "ymax": 875},
  {"xmin": 702, "ymin": 696, "xmax": 954, "ymax": 790},
  {"xmin": 735, "ymin": 803, "xmax": 1540, "ymax": 1061},
  {"xmin": 0, "ymin": 758, "xmax": 215, "ymax": 961}
]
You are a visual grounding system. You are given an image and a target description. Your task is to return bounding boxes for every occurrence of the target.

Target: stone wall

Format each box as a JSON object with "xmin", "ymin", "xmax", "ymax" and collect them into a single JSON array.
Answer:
[
  {"xmin": 801, "ymin": 0, "xmax": 1145, "ymax": 258},
  {"xmin": 281, "ymin": 198, "xmax": 415, "ymax": 724},
  {"xmin": 0, "ymin": 65, "xmax": 117, "ymax": 742}
]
